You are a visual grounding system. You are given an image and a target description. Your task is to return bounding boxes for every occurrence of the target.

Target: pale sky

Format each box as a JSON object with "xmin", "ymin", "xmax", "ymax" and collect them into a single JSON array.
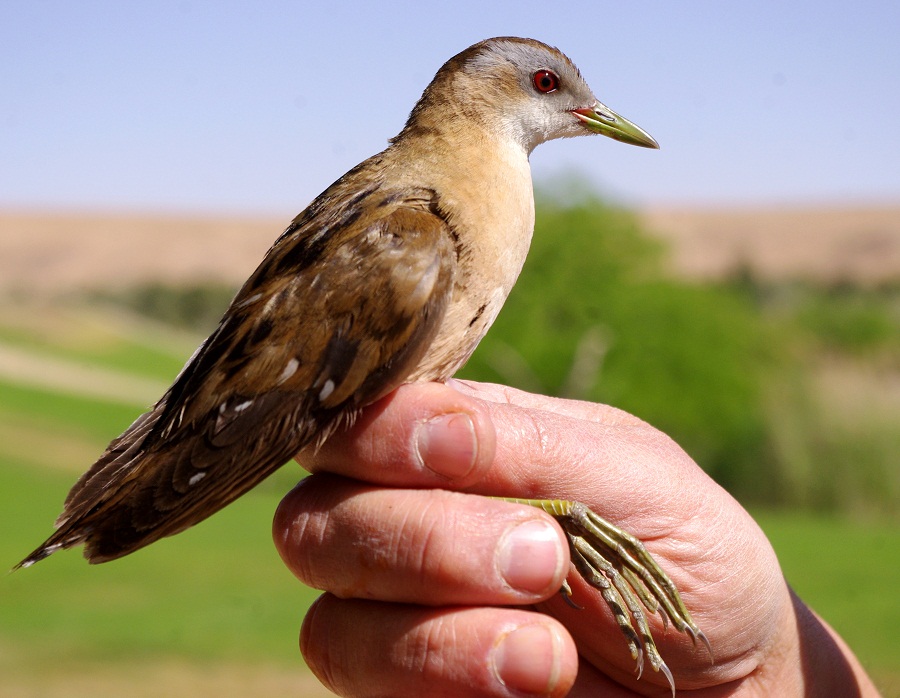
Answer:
[{"xmin": 2, "ymin": 1, "xmax": 898, "ymax": 216}]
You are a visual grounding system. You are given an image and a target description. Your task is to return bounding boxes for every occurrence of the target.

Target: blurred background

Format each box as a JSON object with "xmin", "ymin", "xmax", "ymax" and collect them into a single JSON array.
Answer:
[{"xmin": 1, "ymin": 2, "xmax": 898, "ymax": 696}]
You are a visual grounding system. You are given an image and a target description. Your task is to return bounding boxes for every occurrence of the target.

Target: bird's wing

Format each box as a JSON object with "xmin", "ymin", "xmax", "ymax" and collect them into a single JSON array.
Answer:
[{"xmin": 24, "ymin": 186, "xmax": 457, "ymax": 564}]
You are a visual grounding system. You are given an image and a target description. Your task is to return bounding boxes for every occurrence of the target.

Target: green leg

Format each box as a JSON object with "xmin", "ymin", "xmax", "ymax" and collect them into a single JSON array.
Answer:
[{"xmin": 497, "ymin": 497, "xmax": 710, "ymax": 695}]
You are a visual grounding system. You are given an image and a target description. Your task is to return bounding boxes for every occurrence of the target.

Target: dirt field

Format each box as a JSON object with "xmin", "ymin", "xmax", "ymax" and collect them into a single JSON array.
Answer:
[
  {"xmin": 0, "ymin": 210, "xmax": 284, "ymax": 294},
  {"xmin": 640, "ymin": 204, "xmax": 900, "ymax": 284},
  {"xmin": 2, "ymin": 204, "xmax": 899, "ymax": 295}
]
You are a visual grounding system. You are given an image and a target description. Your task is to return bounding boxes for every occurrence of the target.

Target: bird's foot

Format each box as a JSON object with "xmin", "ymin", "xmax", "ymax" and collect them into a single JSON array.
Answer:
[{"xmin": 498, "ymin": 498, "xmax": 710, "ymax": 695}]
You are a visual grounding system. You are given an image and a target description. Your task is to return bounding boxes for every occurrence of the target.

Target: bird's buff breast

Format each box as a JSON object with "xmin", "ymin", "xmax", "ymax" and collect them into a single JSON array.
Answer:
[{"xmin": 408, "ymin": 144, "xmax": 535, "ymax": 381}]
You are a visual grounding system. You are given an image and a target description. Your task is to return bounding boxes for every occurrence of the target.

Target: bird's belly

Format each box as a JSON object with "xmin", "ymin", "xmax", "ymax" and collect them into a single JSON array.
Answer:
[
  {"xmin": 409, "ymin": 212, "xmax": 534, "ymax": 381},
  {"xmin": 407, "ymin": 282, "xmax": 509, "ymax": 381}
]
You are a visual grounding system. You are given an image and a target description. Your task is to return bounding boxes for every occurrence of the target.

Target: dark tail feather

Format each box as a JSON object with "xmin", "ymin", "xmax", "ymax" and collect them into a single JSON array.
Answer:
[{"xmin": 14, "ymin": 390, "xmax": 331, "ymax": 569}]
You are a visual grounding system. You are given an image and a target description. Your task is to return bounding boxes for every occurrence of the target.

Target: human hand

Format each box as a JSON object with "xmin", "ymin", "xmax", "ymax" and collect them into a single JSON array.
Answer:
[{"xmin": 273, "ymin": 380, "xmax": 876, "ymax": 697}]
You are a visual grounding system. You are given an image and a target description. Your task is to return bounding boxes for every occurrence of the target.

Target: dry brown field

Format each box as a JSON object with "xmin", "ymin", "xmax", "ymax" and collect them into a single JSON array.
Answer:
[
  {"xmin": 2, "ymin": 204, "xmax": 899, "ymax": 294},
  {"xmin": 640, "ymin": 204, "xmax": 900, "ymax": 284}
]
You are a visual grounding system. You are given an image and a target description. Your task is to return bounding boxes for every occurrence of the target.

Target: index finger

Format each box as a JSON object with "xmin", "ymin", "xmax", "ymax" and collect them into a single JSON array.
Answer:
[
  {"xmin": 297, "ymin": 381, "xmax": 497, "ymax": 488},
  {"xmin": 299, "ymin": 380, "xmax": 706, "ymax": 522},
  {"xmin": 448, "ymin": 379, "xmax": 646, "ymax": 428}
]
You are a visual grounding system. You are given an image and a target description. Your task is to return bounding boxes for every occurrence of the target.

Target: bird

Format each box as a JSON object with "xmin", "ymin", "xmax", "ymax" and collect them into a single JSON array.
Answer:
[{"xmin": 19, "ymin": 37, "xmax": 706, "ymax": 691}]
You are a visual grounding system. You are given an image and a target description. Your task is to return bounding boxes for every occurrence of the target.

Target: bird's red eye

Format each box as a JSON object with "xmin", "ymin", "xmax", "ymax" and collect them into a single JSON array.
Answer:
[{"xmin": 532, "ymin": 69, "xmax": 559, "ymax": 93}]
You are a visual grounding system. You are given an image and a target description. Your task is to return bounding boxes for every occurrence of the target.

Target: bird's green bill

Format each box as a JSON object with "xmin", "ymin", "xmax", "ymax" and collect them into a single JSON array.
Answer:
[{"xmin": 572, "ymin": 103, "xmax": 659, "ymax": 149}]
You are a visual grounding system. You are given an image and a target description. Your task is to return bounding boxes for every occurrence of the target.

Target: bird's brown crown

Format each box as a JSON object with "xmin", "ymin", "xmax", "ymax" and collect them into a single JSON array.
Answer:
[{"xmin": 393, "ymin": 37, "xmax": 599, "ymax": 153}]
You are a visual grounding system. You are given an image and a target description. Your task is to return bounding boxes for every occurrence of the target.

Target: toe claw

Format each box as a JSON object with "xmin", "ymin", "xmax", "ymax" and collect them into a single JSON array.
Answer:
[
  {"xmin": 494, "ymin": 496, "xmax": 709, "ymax": 694},
  {"xmin": 660, "ymin": 661, "xmax": 676, "ymax": 698},
  {"xmin": 697, "ymin": 629, "xmax": 714, "ymax": 663},
  {"xmin": 560, "ymin": 580, "xmax": 583, "ymax": 610}
]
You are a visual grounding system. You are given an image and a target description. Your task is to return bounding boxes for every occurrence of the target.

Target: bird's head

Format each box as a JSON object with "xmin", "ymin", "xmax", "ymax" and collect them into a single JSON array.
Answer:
[{"xmin": 398, "ymin": 37, "xmax": 658, "ymax": 155}]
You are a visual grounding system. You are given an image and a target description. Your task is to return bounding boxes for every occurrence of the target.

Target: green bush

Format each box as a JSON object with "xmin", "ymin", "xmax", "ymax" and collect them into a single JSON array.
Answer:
[
  {"xmin": 794, "ymin": 284, "xmax": 900, "ymax": 358},
  {"xmin": 90, "ymin": 282, "xmax": 237, "ymax": 333}
]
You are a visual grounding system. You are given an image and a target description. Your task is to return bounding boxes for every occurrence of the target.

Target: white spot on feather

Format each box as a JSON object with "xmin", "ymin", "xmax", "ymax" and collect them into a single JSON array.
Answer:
[
  {"xmin": 235, "ymin": 292, "xmax": 263, "ymax": 309},
  {"xmin": 262, "ymin": 293, "xmax": 280, "ymax": 315},
  {"xmin": 278, "ymin": 358, "xmax": 299, "ymax": 385},
  {"xmin": 21, "ymin": 542, "xmax": 64, "ymax": 567},
  {"xmin": 234, "ymin": 399, "xmax": 253, "ymax": 413},
  {"xmin": 318, "ymin": 379, "xmax": 335, "ymax": 401},
  {"xmin": 189, "ymin": 472, "xmax": 206, "ymax": 486}
]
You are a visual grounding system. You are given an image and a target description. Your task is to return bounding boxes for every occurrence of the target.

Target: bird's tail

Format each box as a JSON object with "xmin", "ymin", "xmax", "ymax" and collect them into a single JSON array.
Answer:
[{"xmin": 15, "ymin": 390, "xmax": 320, "ymax": 568}]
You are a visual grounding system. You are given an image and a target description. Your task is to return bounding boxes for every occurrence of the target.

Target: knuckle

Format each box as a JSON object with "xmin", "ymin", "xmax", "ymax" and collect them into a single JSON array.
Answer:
[{"xmin": 400, "ymin": 492, "xmax": 464, "ymax": 584}]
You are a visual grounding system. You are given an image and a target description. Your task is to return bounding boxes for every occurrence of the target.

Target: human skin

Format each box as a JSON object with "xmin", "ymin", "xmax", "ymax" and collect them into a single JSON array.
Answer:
[{"xmin": 273, "ymin": 380, "xmax": 880, "ymax": 697}]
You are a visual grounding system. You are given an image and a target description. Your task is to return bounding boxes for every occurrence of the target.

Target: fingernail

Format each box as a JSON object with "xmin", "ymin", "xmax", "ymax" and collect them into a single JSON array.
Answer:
[
  {"xmin": 415, "ymin": 413, "xmax": 477, "ymax": 480},
  {"xmin": 497, "ymin": 519, "xmax": 563, "ymax": 594},
  {"xmin": 492, "ymin": 624, "xmax": 563, "ymax": 695}
]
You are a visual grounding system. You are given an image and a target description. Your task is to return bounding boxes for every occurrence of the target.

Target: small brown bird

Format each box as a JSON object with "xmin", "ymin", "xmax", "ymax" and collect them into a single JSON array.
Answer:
[{"xmin": 20, "ymin": 37, "xmax": 705, "ymax": 689}]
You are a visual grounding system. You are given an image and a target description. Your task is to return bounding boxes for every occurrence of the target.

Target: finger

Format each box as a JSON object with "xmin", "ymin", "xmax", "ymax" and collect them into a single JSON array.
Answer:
[
  {"xmin": 299, "ymin": 381, "xmax": 496, "ymax": 488},
  {"xmin": 301, "ymin": 380, "xmax": 709, "ymax": 529},
  {"xmin": 449, "ymin": 379, "xmax": 704, "ymax": 518},
  {"xmin": 273, "ymin": 475, "xmax": 569, "ymax": 606},
  {"xmin": 566, "ymin": 662, "xmax": 648, "ymax": 698},
  {"xmin": 461, "ymin": 383, "xmax": 712, "ymax": 526},
  {"xmin": 300, "ymin": 595, "xmax": 578, "ymax": 698},
  {"xmin": 448, "ymin": 379, "xmax": 646, "ymax": 427}
]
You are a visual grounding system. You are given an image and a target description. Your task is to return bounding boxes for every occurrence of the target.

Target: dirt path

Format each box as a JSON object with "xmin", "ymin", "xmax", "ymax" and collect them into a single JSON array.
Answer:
[{"xmin": 0, "ymin": 341, "xmax": 168, "ymax": 407}]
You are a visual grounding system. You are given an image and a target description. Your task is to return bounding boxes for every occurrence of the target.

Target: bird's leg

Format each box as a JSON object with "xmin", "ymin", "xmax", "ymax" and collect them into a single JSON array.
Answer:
[{"xmin": 496, "ymin": 497, "xmax": 710, "ymax": 694}]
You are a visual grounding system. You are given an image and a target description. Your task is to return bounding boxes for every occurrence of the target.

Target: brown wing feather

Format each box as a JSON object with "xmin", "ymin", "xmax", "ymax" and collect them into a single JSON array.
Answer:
[{"xmin": 18, "ymin": 182, "xmax": 457, "ymax": 566}]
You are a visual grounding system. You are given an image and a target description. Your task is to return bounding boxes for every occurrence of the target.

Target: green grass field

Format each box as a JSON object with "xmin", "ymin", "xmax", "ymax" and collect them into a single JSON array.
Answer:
[
  {"xmin": 1, "ymin": 306, "xmax": 897, "ymax": 696},
  {"xmin": 754, "ymin": 511, "xmax": 900, "ymax": 695},
  {"xmin": 0, "ymin": 395, "xmax": 322, "ymax": 696}
]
